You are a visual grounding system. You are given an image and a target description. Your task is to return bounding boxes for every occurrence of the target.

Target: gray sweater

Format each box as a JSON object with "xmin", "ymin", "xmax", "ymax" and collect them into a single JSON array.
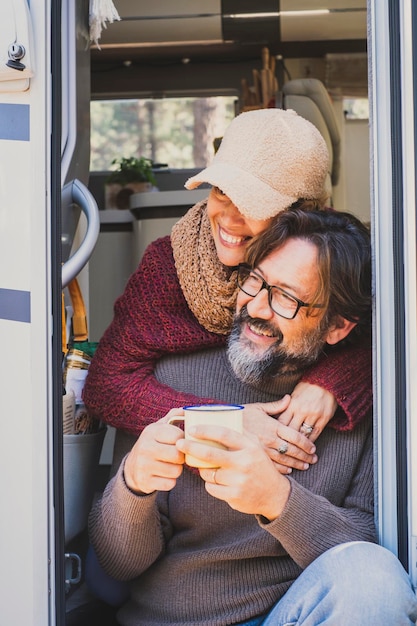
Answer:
[{"xmin": 89, "ymin": 348, "xmax": 375, "ymax": 626}]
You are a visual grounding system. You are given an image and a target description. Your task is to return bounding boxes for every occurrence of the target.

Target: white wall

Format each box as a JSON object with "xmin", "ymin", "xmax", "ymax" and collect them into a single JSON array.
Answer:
[
  {"xmin": 343, "ymin": 118, "xmax": 371, "ymax": 222},
  {"xmin": 88, "ymin": 229, "xmax": 136, "ymax": 342},
  {"xmin": 329, "ymin": 97, "xmax": 370, "ymax": 223}
]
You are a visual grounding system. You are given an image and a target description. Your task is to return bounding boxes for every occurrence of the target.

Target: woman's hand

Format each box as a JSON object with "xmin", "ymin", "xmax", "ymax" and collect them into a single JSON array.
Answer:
[
  {"xmin": 242, "ymin": 398, "xmax": 317, "ymax": 474},
  {"xmin": 278, "ymin": 382, "xmax": 338, "ymax": 442}
]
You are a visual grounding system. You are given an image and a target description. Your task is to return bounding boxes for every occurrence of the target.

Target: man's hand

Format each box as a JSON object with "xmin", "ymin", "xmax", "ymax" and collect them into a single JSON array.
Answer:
[
  {"xmin": 124, "ymin": 409, "xmax": 185, "ymax": 495},
  {"xmin": 243, "ymin": 399, "xmax": 317, "ymax": 473},
  {"xmin": 176, "ymin": 424, "xmax": 291, "ymax": 521}
]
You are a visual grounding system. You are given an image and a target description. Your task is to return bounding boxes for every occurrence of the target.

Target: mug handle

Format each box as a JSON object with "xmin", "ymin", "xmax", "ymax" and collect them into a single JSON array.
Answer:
[{"xmin": 167, "ymin": 416, "xmax": 184, "ymax": 426}]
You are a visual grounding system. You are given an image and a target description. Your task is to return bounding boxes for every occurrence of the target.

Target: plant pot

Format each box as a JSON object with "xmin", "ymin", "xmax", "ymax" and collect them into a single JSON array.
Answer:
[{"xmin": 105, "ymin": 181, "xmax": 152, "ymax": 210}]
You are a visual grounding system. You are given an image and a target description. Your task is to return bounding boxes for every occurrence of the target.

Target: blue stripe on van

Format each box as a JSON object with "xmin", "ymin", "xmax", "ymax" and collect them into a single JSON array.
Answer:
[
  {"xmin": 0, "ymin": 288, "xmax": 30, "ymax": 322},
  {"xmin": 0, "ymin": 104, "xmax": 30, "ymax": 141}
]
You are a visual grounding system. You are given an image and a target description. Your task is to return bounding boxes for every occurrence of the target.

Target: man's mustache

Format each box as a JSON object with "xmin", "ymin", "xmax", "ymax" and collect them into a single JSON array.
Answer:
[{"xmin": 235, "ymin": 305, "xmax": 283, "ymax": 344}]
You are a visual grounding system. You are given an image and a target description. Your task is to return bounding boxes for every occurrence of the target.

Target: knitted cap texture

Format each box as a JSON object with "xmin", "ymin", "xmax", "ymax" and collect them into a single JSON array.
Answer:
[{"xmin": 185, "ymin": 108, "xmax": 330, "ymax": 220}]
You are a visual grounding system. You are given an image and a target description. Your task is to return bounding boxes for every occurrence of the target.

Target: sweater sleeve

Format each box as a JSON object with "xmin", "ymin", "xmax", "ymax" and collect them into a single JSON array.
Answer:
[
  {"xmin": 82, "ymin": 237, "xmax": 226, "ymax": 435},
  {"xmin": 259, "ymin": 418, "xmax": 376, "ymax": 569},
  {"xmin": 88, "ymin": 460, "xmax": 169, "ymax": 581},
  {"xmin": 299, "ymin": 339, "xmax": 372, "ymax": 431}
]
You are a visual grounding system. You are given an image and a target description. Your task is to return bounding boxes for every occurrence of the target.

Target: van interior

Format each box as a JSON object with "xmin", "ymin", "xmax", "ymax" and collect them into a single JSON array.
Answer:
[{"xmin": 63, "ymin": 0, "xmax": 371, "ymax": 620}]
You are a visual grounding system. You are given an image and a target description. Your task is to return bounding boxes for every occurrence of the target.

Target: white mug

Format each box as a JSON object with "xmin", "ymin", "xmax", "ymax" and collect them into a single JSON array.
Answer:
[{"xmin": 168, "ymin": 404, "xmax": 244, "ymax": 468}]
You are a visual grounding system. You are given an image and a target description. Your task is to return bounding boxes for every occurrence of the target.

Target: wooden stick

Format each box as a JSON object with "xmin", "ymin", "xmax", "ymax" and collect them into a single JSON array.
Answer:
[
  {"xmin": 252, "ymin": 69, "xmax": 261, "ymax": 105},
  {"xmin": 261, "ymin": 69, "xmax": 269, "ymax": 108}
]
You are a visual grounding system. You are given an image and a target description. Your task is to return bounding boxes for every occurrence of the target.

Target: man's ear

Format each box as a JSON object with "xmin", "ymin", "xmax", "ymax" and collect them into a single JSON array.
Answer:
[{"xmin": 325, "ymin": 317, "xmax": 357, "ymax": 345}]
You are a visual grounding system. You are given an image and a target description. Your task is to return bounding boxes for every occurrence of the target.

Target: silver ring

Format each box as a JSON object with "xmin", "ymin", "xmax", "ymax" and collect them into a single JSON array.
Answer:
[
  {"xmin": 212, "ymin": 469, "xmax": 218, "ymax": 484},
  {"xmin": 301, "ymin": 422, "xmax": 314, "ymax": 435},
  {"xmin": 278, "ymin": 441, "xmax": 288, "ymax": 455}
]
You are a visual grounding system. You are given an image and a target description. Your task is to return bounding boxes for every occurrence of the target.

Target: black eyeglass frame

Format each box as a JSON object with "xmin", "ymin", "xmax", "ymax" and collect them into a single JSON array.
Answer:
[{"xmin": 237, "ymin": 263, "xmax": 324, "ymax": 320}]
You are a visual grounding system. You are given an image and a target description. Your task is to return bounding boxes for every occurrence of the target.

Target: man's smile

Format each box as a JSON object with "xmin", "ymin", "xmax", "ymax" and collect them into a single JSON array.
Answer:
[{"xmin": 247, "ymin": 319, "xmax": 276, "ymax": 338}]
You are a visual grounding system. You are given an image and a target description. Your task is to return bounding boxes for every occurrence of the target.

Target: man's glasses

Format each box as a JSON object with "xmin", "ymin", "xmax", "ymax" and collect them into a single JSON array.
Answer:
[{"xmin": 237, "ymin": 263, "xmax": 324, "ymax": 320}]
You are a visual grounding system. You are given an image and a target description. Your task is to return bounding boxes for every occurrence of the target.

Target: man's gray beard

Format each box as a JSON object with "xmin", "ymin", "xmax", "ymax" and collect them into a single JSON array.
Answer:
[{"xmin": 227, "ymin": 307, "xmax": 328, "ymax": 386}]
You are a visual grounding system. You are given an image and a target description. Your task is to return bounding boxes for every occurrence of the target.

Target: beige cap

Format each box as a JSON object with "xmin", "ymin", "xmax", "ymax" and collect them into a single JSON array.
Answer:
[{"xmin": 185, "ymin": 108, "xmax": 330, "ymax": 221}]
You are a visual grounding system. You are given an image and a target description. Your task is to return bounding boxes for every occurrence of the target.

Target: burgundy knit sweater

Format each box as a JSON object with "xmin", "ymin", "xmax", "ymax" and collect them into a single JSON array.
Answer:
[{"xmin": 83, "ymin": 235, "xmax": 372, "ymax": 435}]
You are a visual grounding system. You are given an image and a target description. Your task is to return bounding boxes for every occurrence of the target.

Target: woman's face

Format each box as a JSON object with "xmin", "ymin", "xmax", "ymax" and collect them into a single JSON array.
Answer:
[{"xmin": 207, "ymin": 187, "xmax": 274, "ymax": 267}]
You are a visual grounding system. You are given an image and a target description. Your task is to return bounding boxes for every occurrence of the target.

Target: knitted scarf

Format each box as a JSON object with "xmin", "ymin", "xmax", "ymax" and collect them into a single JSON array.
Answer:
[{"xmin": 171, "ymin": 200, "xmax": 238, "ymax": 335}]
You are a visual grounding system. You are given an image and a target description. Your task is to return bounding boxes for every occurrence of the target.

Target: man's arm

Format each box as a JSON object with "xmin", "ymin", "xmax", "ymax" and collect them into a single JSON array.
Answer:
[
  {"xmin": 88, "ymin": 415, "xmax": 185, "ymax": 580},
  {"xmin": 258, "ymin": 419, "xmax": 375, "ymax": 569},
  {"xmin": 178, "ymin": 415, "xmax": 375, "ymax": 570},
  {"xmin": 88, "ymin": 468, "xmax": 166, "ymax": 581}
]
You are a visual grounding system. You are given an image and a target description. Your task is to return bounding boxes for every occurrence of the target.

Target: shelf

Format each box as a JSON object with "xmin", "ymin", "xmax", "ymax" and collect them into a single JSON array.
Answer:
[{"xmin": 129, "ymin": 188, "xmax": 209, "ymax": 219}]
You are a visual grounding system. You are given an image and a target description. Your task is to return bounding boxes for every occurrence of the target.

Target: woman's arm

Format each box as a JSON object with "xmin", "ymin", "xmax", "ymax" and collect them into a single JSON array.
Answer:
[
  {"xmin": 299, "ymin": 341, "xmax": 372, "ymax": 431},
  {"xmin": 82, "ymin": 236, "xmax": 225, "ymax": 435},
  {"xmin": 275, "ymin": 340, "xmax": 372, "ymax": 441},
  {"xmin": 241, "ymin": 341, "xmax": 371, "ymax": 470},
  {"xmin": 84, "ymin": 235, "xmax": 371, "ymax": 445}
]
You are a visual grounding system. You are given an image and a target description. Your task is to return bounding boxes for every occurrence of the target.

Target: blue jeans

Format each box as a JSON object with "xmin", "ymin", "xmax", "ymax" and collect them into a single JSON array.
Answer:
[
  {"xmin": 86, "ymin": 544, "xmax": 130, "ymax": 607},
  {"xmin": 87, "ymin": 542, "xmax": 417, "ymax": 625},
  {"xmin": 258, "ymin": 542, "xmax": 417, "ymax": 626}
]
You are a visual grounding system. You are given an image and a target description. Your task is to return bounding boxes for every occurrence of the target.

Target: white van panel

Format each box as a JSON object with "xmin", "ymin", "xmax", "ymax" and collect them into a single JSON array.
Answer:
[
  {"xmin": 0, "ymin": 1, "xmax": 54, "ymax": 623},
  {"xmin": 369, "ymin": 0, "xmax": 399, "ymax": 555}
]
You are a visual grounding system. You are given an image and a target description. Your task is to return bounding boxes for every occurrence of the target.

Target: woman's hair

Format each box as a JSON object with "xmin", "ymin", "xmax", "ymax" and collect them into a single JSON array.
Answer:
[{"xmin": 245, "ymin": 207, "xmax": 372, "ymax": 342}]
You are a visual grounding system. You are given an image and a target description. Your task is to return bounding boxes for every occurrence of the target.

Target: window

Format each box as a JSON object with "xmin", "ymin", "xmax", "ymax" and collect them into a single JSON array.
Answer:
[
  {"xmin": 343, "ymin": 97, "xmax": 369, "ymax": 120},
  {"xmin": 90, "ymin": 96, "xmax": 237, "ymax": 172}
]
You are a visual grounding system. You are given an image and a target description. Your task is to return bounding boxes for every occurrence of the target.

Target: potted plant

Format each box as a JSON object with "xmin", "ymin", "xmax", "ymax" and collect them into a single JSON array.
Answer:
[{"xmin": 105, "ymin": 156, "xmax": 157, "ymax": 210}]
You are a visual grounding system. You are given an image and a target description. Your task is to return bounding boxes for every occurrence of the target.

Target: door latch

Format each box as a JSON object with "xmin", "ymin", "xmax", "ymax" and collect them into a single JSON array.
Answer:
[{"xmin": 6, "ymin": 42, "xmax": 26, "ymax": 70}]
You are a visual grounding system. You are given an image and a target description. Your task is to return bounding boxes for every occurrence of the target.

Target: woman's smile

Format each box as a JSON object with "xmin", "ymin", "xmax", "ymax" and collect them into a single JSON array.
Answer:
[
  {"xmin": 207, "ymin": 187, "xmax": 273, "ymax": 266},
  {"xmin": 218, "ymin": 225, "xmax": 251, "ymax": 247}
]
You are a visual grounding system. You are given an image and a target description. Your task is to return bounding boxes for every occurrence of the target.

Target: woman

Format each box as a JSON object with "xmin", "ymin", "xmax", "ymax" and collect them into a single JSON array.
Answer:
[{"xmin": 83, "ymin": 108, "xmax": 371, "ymax": 466}]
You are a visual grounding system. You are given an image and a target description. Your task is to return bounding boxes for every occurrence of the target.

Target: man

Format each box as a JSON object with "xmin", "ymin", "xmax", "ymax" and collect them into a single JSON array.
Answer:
[{"xmin": 88, "ymin": 208, "xmax": 417, "ymax": 626}]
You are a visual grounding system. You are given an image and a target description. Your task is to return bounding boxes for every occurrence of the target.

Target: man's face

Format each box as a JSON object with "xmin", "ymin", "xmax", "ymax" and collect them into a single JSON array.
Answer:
[{"xmin": 228, "ymin": 238, "xmax": 330, "ymax": 383}]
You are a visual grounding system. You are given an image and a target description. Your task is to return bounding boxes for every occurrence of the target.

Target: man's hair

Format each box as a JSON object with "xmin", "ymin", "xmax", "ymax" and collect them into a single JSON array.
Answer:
[{"xmin": 245, "ymin": 208, "xmax": 372, "ymax": 343}]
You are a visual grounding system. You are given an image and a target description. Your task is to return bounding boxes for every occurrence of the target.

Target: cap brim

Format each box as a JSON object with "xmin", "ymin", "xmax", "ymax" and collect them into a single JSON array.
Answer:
[{"xmin": 185, "ymin": 163, "xmax": 297, "ymax": 221}]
